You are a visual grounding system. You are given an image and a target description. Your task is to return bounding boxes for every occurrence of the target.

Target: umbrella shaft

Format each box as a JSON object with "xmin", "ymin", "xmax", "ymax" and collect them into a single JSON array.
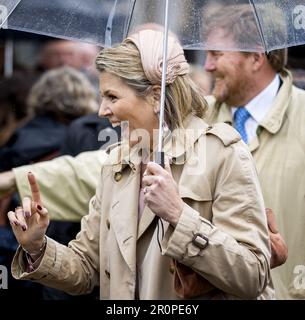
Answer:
[{"xmin": 158, "ymin": 0, "xmax": 170, "ymax": 153}]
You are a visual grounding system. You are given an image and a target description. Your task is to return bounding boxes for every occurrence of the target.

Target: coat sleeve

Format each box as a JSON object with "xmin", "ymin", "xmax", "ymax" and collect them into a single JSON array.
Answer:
[
  {"xmin": 162, "ymin": 133, "xmax": 271, "ymax": 299},
  {"xmin": 11, "ymin": 175, "xmax": 104, "ymax": 295},
  {"xmin": 13, "ymin": 150, "xmax": 105, "ymax": 221}
]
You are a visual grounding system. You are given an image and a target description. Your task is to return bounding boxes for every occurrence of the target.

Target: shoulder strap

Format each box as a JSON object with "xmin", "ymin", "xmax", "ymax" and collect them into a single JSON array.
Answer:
[{"xmin": 206, "ymin": 123, "xmax": 241, "ymax": 147}]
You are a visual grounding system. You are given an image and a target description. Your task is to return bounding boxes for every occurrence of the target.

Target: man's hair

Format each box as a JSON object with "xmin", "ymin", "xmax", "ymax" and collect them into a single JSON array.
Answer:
[
  {"xmin": 204, "ymin": 3, "xmax": 287, "ymax": 72},
  {"xmin": 96, "ymin": 40, "xmax": 208, "ymax": 130}
]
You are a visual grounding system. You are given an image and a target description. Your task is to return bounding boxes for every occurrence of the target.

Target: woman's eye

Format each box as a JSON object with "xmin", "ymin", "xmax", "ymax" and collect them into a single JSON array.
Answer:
[{"xmin": 109, "ymin": 95, "xmax": 117, "ymax": 101}]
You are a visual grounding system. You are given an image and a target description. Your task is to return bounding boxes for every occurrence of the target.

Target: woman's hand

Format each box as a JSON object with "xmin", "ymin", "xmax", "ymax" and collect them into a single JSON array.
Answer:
[
  {"xmin": 7, "ymin": 172, "xmax": 49, "ymax": 254},
  {"xmin": 142, "ymin": 161, "xmax": 184, "ymax": 227},
  {"xmin": 0, "ymin": 170, "xmax": 16, "ymax": 197}
]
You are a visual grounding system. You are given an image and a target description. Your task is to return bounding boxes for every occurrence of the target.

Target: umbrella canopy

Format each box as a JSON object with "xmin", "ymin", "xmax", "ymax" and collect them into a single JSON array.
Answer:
[
  {"xmin": 1, "ymin": 0, "xmax": 305, "ymax": 52},
  {"xmin": 0, "ymin": 0, "xmax": 19, "ymax": 29},
  {"xmin": 2, "ymin": 0, "xmax": 305, "ymax": 164},
  {"xmin": 0, "ymin": 0, "xmax": 136, "ymax": 47},
  {"xmin": 129, "ymin": 0, "xmax": 305, "ymax": 52}
]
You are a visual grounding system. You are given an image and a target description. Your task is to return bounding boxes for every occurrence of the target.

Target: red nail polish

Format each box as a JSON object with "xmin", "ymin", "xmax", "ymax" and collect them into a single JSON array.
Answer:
[
  {"xmin": 37, "ymin": 204, "xmax": 42, "ymax": 211},
  {"xmin": 22, "ymin": 225, "xmax": 27, "ymax": 231}
]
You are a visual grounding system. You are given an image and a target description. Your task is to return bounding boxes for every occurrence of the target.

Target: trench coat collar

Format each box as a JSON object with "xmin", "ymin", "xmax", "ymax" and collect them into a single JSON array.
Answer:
[{"xmin": 259, "ymin": 69, "xmax": 292, "ymax": 135}]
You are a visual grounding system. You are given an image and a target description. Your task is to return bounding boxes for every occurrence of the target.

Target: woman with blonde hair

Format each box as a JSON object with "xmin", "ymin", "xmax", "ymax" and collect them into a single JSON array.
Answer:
[{"xmin": 8, "ymin": 29, "xmax": 272, "ymax": 299}]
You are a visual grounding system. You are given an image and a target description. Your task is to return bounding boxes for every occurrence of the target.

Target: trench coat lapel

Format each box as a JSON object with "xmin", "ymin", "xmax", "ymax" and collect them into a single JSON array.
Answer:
[
  {"xmin": 137, "ymin": 115, "xmax": 206, "ymax": 240},
  {"xmin": 106, "ymin": 143, "xmax": 141, "ymax": 273},
  {"xmin": 109, "ymin": 167, "xmax": 139, "ymax": 273},
  {"xmin": 137, "ymin": 204, "xmax": 156, "ymax": 240},
  {"xmin": 107, "ymin": 116, "xmax": 206, "ymax": 248}
]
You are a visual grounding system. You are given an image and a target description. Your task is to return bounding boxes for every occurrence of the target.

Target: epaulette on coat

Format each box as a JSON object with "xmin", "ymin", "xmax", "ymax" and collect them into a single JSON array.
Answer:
[{"xmin": 206, "ymin": 123, "xmax": 241, "ymax": 147}]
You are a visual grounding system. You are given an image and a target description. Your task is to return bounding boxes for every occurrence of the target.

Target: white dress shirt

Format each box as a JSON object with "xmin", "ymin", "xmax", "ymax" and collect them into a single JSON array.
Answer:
[{"xmin": 232, "ymin": 74, "xmax": 281, "ymax": 143}]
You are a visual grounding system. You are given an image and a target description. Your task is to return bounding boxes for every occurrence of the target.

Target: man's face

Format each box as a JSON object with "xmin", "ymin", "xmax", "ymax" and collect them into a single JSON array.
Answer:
[
  {"xmin": 204, "ymin": 50, "xmax": 254, "ymax": 106},
  {"xmin": 41, "ymin": 41, "xmax": 83, "ymax": 70}
]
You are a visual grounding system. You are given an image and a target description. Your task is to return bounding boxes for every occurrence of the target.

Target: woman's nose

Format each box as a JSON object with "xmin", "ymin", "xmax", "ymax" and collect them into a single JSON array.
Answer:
[{"xmin": 98, "ymin": 100, "xmax": 112, "ymax": 117}]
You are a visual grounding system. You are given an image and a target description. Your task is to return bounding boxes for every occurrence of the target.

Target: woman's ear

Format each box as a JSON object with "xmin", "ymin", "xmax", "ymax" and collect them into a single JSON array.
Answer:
[{"xmin": 151, "ymin": 85, "xmax": 161, "ymax": 113}]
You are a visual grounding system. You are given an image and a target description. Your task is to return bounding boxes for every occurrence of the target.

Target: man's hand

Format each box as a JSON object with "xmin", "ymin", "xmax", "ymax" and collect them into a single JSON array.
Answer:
[{"xmin": 266, "ymin": 208, "xmax": 288, "ymax": 269}]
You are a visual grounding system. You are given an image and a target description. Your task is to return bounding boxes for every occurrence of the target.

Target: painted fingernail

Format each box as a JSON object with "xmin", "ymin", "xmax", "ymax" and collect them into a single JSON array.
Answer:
[
  {"xmin": 22, "ymin": 225, "xmax": 27, "ymax": 231},
  {"xmin": 14, "ymin": 221, "xmax": 19, "ymax": 226},
  {"xmin": 36, "ymin": 204, "xmax": 42, "ymax": 211},
  {"xmin": 24, "ymin": 211, "xmax": 31, "ymax": 218}
]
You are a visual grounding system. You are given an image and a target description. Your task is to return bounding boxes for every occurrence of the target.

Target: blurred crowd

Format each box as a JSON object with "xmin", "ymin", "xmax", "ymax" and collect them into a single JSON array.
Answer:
[{"xmin": 0, "ymin": 38, "xmax": 119, "ymax": 299}]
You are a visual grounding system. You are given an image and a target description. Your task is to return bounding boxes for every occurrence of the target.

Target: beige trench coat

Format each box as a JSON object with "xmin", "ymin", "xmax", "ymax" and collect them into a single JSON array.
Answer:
[
  {"xmin": 205, "ymin": 70, "xmax": 305, "ymax": 300},
  {"xmin": 12, "ymin": 115, "xmax": 273, "ymax": 299}
]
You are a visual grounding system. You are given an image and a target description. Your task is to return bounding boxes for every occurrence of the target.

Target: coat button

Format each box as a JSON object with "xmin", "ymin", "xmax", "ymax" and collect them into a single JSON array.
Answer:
[
  {"xmin": 207, "ymin": 125, "xmax": 213, "ymax": 131},
  {"xmin": 114, "ymin": 172, "xmax": 122, "ymax": 182},
  {"xmin": 105, "ymin": 270, "xmax": 110, "ymax": 279},
  {"xmin": 106, "ymin": 219, "xmax": 110, "ymax": 230}
]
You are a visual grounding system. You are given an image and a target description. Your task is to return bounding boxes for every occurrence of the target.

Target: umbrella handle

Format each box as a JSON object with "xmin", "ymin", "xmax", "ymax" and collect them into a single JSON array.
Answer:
[{"xmin": 155, "ymin": 151, "xmax": 165, "ymax": 168}]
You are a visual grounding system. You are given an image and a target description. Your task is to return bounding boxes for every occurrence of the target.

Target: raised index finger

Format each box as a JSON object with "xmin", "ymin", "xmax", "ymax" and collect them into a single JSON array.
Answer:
[{"xmin": 28, "ymin": 172, "xmax": 42, "ymax": 205}]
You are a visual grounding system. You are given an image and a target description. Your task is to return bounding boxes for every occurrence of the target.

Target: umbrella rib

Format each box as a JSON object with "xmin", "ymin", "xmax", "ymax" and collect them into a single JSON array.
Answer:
[
  {"xmin": 0, "ymin": 0, "xmax": 22, "ymax": 29},
  {"xmin": 124, "ymin": 0, "xmax": 137, "ymax": 38},
  {"xmin": 249, "ymin": 0, "xmax": 268, "ymax": 53}
]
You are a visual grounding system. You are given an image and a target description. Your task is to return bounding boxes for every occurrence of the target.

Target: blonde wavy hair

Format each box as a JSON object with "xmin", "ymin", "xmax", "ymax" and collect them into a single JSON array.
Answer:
[
  {"xmin": 96, "ymin": 40, "xmax": 208, "ymax": 130},
  {"xmin": 28, "ymin": 67, "xmax": 98, "ymax": 120}
]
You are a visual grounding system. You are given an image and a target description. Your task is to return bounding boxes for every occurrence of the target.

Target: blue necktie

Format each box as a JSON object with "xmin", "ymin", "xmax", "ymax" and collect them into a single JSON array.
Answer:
[{"xmin": 234, "ymin": 108, "xmax": 251, "ymax": 143}]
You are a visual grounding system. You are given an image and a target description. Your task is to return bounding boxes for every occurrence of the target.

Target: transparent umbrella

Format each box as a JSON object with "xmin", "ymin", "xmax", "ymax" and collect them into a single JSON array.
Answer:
[
  {"xmin": 2, "ymin": 0, "xmax": 305, "ymax": 51},
  {"xmin": 2, "ymin": 0, "xmax": 305, "ymax": 162}
]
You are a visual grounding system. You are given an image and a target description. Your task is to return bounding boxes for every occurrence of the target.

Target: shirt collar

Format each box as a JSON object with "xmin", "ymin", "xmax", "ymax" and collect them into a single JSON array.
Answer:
[
  {"xmin": 231, "ymin": 74, "xmax": 280, "ymax": 123},
  {"xmin": 245, "ymin": 74, "xmax": 280, "ymax": 123}
]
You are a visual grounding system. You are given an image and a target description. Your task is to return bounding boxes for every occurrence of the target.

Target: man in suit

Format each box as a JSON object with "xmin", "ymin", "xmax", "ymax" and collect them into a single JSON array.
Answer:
[{"xmin": 204, "ymin": 4, "xmax": 304, "ymax": 299}]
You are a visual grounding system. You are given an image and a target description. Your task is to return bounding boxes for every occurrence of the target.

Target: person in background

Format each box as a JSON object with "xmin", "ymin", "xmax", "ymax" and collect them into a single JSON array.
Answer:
[
  {"xmin": 0, "ymin": 66, "xmax": 98, "ymax": 172},
  {"xmin": 0, "ymin": 73, "xmax": 37, "ymax": 148},
  {"xmin": 0, "ymin": 66, "xmax": 98, "ymax": 299},
  {"xmin": 37, "ymin": 39, "xmax": 100, "ymax": 92},
  {"xmin": 0, "ymin": 72, "xmax": 41, "ymax": 300},
  {"xmin": 204, "ymin": 4, "xmax": 300, "ymax": 299},
  {"xmin": 38, "ymin": 40, "xmax": 83, "ymax": 71}
]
